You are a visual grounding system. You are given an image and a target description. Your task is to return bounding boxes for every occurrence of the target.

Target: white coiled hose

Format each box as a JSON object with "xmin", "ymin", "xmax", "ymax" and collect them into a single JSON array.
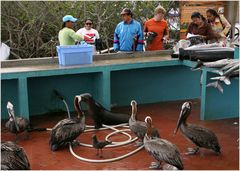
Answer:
[
  {"xmin": 69, "ymin": 123, "xmax": 144, "ymax": 163},
  {"xmin": 60, "ymin": 95, "xmax": 144, "ymax": 163}
]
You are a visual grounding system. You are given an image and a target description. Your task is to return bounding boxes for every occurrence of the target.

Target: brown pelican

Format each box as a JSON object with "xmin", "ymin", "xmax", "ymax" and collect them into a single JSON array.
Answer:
[
  {"xmin": 49, "ymin": 95, "xmax": 85, "ymax": 151},
  {"xmin": 78, "ymin": 93, "xmax": 130, "ymax": 129},
  {"xmin": 129, "ymin": 100, "xmax": 160, "ymax": 146},
  {"xmin": 144, "ymin": 116, "xmax": 184, "ymax": 170},
  {"xmin": 92, "ymin": 134, "xmax": 112, "ymax": 158},
  {"xmin": 1, "ymin": 141, "xmax": 30, "ymax": 170},
  {"xmin": 174, "ymin": 102, "xmax": 221, "ymax": 155},
  {"xmin": 5, "ymin": 102, "xmax": 30, "ymax": 141}
]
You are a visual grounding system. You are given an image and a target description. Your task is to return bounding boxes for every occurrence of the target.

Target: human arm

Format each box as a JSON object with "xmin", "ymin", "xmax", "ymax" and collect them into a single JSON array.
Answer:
[
  {"xmin": 219, "ymin": 15, "xmax": 231, "ymax": 36},
  {"xmin": 136, "ymin": 23, "xmax": 144, "ymax": 51},
  {"xmin": 69, "ymin": 30, "xmax": 84, "ymax": 42},
  {"xmin": 204, "ymin": 23, "xmax": 218, "ymax": 40},
  {"xmin": 163, "ymin": 22, "xmax": 169, "ymax": 41},
  {"xmin": 95, "ymin": 30, "xmax": 100, "ymax": 39},
  {"xmin": 113, "ymin": 25, "xmax": 120, "ymax": 51}
]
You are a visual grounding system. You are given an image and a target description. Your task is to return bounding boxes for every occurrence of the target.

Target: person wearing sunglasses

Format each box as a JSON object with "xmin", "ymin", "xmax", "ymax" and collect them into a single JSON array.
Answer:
[
  {"xmin": 59, "ymin": 15, "xmax": 84, "ymax": 45},
  {"xmin": 77, "ymin": 19, "xmax": 100, "ymax": 45},
  {"xmin": 113, "ymin": 8, "xmax": 144, "ymax": 52}
]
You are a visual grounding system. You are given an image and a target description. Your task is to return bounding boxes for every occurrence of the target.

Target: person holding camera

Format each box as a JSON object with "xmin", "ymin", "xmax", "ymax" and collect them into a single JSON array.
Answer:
[{"xmin": 144, "ymin": 6, "xmax": 169, "ymax": 51}]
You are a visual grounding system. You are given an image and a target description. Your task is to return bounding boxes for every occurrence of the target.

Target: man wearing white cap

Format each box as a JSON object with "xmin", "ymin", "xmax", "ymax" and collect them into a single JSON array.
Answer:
[{"xmin": 58, "ymin": 15, "xmax": 84, "ymax": 45}]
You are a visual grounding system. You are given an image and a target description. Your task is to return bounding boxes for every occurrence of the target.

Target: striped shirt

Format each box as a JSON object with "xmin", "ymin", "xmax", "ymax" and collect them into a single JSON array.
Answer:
[{"xmin": 114, "ymin": 19, "xmax": 144, "ymax": 52}]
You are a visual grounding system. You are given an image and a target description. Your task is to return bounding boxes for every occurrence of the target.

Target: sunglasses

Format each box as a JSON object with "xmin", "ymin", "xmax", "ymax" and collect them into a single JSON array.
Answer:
[{"xmin": 85, "ymin": 23, "xmax": 93, "ymax": 25}]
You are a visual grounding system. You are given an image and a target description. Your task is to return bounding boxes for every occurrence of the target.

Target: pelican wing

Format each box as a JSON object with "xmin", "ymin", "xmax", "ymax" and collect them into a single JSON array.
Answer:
[
  {"xmin": 185, "ymin": 124, "xmax": 220, "ymax": 149},
  {"xmin": 15, "ymin": 117, "xmax": 30, "ymax": 131},
  {"xmin": 130, "ymin": 121, "xmax": 160, "ymax": 139},
  {"xmin": 129, "ymin": 121, "xmax": 147, "ymax": 139},
  {"xmin": 144, "ymin": 138, "xmax": 183, "ymax": 169},
  {"xmin": 1, "ymin": 142, "xmax": 30, "ymax": 170},
  {"xmin": 50, "ymin": 118, "xmax": 83, "ymax": 146}
]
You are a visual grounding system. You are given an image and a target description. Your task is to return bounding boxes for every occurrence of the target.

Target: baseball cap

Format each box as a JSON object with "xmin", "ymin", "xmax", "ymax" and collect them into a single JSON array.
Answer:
[
  {"xmin": 62, "ymin": 15, "xmax": 77, "ymax": 22},
  {"xmin": 120, "ymin": 8, "xmax": 132, "ymax": 15}
]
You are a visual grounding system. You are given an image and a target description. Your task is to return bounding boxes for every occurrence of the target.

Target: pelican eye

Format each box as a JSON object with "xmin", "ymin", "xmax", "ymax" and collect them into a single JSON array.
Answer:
[
  {"xmin": 145, "ymin": 116, "xmax": 152, "ymax": 123},
  {"xmin": 182, "ymin": 102, "xmax": 190, "ymax": 110},
  {"xmin": 75, "ymin": 95, "xmax": 82, "ymax": 102}
]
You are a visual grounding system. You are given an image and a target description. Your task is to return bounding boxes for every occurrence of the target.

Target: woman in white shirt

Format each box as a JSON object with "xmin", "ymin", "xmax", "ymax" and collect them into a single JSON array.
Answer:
[{"xmin": 77, "ymin": 19, "xmax": 100, "ymax": 45}]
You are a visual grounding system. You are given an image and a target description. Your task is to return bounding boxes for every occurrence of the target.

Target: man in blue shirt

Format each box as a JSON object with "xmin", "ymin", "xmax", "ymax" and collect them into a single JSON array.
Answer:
[{"xmin": 114, "ymin": 8, "xmax": 144, "ymax": 52}]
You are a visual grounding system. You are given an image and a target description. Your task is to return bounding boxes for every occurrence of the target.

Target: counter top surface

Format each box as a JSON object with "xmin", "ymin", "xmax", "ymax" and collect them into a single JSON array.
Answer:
[{"xmin": 1, "ymin": 56, "xmax": 178, "ymax": 74}]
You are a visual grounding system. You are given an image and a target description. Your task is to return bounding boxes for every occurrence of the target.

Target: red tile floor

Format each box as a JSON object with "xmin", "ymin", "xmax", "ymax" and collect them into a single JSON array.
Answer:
[{"xmin": 1, "ymin": 99, "xmax": 239, "ymax": 170}]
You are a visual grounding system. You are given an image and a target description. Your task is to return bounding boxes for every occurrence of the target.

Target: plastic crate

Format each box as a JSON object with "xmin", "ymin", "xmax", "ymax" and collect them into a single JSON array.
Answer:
[{"xmin": 56, "ymin": 44, "xmax": 93, "ymax": 66}]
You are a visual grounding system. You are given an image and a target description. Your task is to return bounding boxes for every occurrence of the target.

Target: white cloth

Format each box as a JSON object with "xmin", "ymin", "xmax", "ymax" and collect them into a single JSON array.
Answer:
[
  {"xmin": 76, "ymin": 28, "xmax": 100, "ymax": 44},
  {"xmin": 0, "ymin": 43, "xmax": 10, "ymax": 61}
]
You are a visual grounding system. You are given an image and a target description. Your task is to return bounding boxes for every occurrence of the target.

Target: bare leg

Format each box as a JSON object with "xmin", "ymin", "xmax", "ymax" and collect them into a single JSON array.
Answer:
[{"xmin": 185, "ymin": 147, "xmax": 199, "ymax": 155}]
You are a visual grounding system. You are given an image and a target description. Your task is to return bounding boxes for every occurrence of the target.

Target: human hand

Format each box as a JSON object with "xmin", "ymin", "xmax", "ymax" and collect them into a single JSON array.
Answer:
[{"xmin": 201, "ymin": 35, "xmax": 207, "ymax": 40}]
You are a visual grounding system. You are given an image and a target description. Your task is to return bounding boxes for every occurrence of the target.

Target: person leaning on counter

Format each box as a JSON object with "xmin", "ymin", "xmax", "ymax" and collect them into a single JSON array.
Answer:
[
  {"xmin": 186, "ymin": 12, "xmax": 218, "ymax": 42},
  {"xmin": 58, "ymin": 15, "xmax": 84, "ymax": 45}
]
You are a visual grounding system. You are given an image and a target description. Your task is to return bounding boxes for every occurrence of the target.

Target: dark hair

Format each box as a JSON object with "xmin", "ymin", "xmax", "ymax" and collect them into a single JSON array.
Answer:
[
  {"xmin": 85, "ymin": 18, "xmax": 93, "ymax": 24},
  {"xmin": 121, "ymin": 8, "xmax": 133, "ymax": 17},
  {"xmin": 206, "ymin": 9, "xmax": 219, "ymax": 18},
  {"xmin": 191, "ymin": 12, "xmax": 206, "ymax": 21},
  {"xmin": 62, "ymin": 22, "xmax": 66, "ymax": 28}
]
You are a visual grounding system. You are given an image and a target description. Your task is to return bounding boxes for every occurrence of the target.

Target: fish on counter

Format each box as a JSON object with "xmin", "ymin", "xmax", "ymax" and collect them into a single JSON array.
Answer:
[{"xmin": 192, "ymin": 58, "xmax": 239, "ymax": 93}]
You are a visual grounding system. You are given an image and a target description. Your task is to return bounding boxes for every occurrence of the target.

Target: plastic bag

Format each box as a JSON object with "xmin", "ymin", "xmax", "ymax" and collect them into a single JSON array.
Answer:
[{"xmin": 0, "ymin": 43, "xmax": 10, "ymax": 61}]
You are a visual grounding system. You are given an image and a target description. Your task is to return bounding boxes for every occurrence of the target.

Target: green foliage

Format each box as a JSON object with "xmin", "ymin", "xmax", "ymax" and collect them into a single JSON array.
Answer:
[{"xmin": 1, "ymin": 1, "xmax": 179, "ymax": 59}]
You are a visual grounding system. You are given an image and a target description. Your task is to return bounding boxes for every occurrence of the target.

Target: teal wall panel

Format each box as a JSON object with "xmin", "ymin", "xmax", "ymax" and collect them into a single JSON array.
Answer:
[
  {"xmin": 201, "ymin": 72, "xmax": 239, "ymax": 120},
  {"xmin": 1, "ymin": 79, "xmax": 19, "ymax": 119},
  {"xmin": 27, "ymin": 73, "xmax": 100, "ymax": 116},
  {"xmin": 111, "ymin": 66, "xmax": 201, "ymax": 106},
  {"xmin": 92, "ymin": 71, "xmax": 111, "ymax": 110}
]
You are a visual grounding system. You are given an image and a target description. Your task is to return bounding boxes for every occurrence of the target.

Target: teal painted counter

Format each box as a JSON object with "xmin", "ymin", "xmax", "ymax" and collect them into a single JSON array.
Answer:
[{"xmin": 1, "ymin": 54, "xmax": 238, "ymax": 120}]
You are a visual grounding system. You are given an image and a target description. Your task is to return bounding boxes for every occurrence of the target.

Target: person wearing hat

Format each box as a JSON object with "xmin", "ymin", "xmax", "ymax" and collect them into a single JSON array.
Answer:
[
  {"xmin": 144, "ymin": 6, "xmax": 169, "ymax": 50},
  {"xmin": 58, "ymin": 15, "xmax": 84, "ymax": 45},
  {"xmin": 113, "ymin": 8, "xmax": 144, "ymax": 52}
]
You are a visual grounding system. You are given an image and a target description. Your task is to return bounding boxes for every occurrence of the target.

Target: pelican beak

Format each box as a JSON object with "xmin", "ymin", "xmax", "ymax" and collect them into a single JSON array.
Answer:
[
  {"xmin": 131, "ymin": 100, "xmax": 137, "ymax": 116},
  {"xmin": 174, "ymin": 107, "xmax": 186, "ymax": 134},
  {"xmin": 7, "ymin": 107, "xmax": 20, "ymax": 132},
  {"xmin": 75, "ymin": 95, "xmax": 84, "ymax": 115}
]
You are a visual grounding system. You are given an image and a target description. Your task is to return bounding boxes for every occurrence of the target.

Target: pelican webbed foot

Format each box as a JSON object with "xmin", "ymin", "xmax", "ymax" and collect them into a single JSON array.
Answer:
[
  {"xmin": 185, "ymin": 147, "xmax": 199, "ymax": 155},
  {"xmin": 134, "ymin": 141, "xmax": 144, "ymax": 147},
  {"xmin": 163, "ymin": 164, "xmax": 178, "ymax": 170},
  {"xmin": 149, "ymin": 161, "xmax": 161, "ymax": 169},
  {"xmin": 71, "ymin": 140, "xmax": 81, "ymax": 146}
]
